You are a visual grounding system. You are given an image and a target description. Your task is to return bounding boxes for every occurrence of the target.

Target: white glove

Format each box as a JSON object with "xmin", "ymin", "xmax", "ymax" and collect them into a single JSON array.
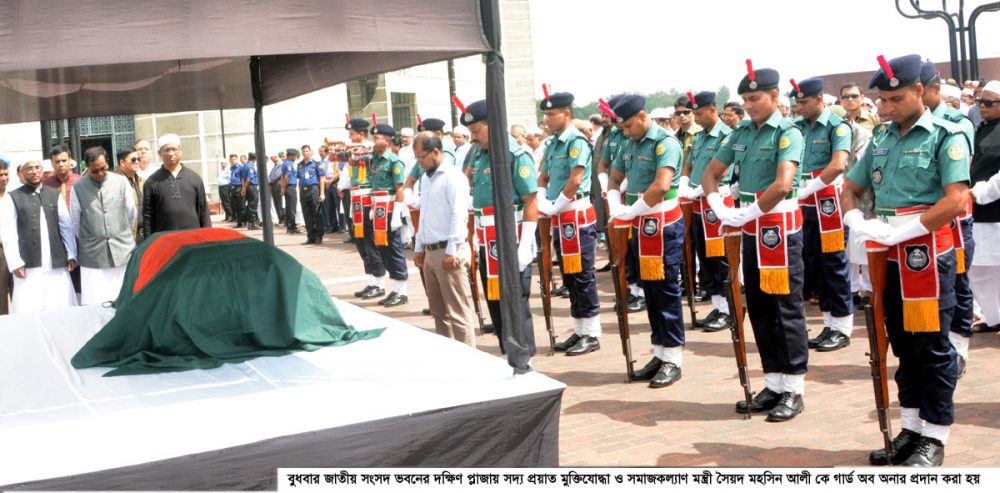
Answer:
[
  {"xmin": 799, "ymin": 177, "xmax": 828, "ymax": 198},
  {"xmin": 517, "ymin": 221, "xmax": 537, "ymax": 272},
  {"xmin": 970, "ymin": 176, "xmax": 1000, "ymax": 205},
  {"xmin": 688, "ymin": 184, "xmax": 704, "ymax": 200},
  {"xmin": 729, "ymin": 182, "xmax": 740, "ymax": 197},
  {"xmin": 843, "ymin": 209, "xmax": 893, "ymax": 242},
  {"xmin": 550, "ymin": 192, "xmax": 572, "ymax": 215},
  {"xmin": 598, "ymin": 173, "xmax": 609, "ymax": 194},
  {"xmin": 722, "ymin": 201, "xmax": 764, "ymax": 227},
  {"xmin": 368, "ymin": 208, "xmax": 374, "ymax": 221},
  {"xmin": 536, "ymin": 187, "xmax": 552, "ymax": 216},
  {"xmin": 880, "ymin": 217, "xmax": 930, "ymax": 246},
  {"xmin": 615, "ymin": 196, "xmax": 653, "ymax": 222},
  {"xmin": 403, "ymin": 188, "xmax": 417, "ymax": 207},
  {"xmin": 706, "ymin": 192, "xmax": 739, "ymax": 224},
  {"xmin": 390, "ymin": 203, "xmax": 404, "ymax": 229},
  {"xmin": 606, "ymin": 189, "xmax": 626, "ymax": 218},
  {"xmin": 678, "ymin": 176, "xmax": 693, "ymax": 199}
]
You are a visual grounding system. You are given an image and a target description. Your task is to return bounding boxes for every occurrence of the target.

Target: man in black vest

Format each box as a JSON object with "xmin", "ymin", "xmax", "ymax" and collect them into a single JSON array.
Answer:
[{"xmin": 0, "ymin": 160, "xmax": 78, "ymax": 314}]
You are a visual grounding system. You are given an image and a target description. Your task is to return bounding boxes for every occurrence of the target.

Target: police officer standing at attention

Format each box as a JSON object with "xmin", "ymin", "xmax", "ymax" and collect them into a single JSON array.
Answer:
[
  {"xmin": 702, "ymin": 61, "xmax": 808, "ymax": 422},
  {"xmin": 281, "ymin": 148, "xmax": 302, "ymax": 234},
  {"xmin": 228, "ymin": 154, "xmax": 244, "ymax": 228},
  {"xmin": 297, "ymin": 145, "xmax": 326, "ymax": 245},
  {"xmin": 369, "ymin": 122, "xmax": 409, "ymax": 307},
  {"xmin": 842, "ymin": 54, "xmax": 970, "ymax": 467},
  {"xmin": 240, "ymin": 153, "xmax": 260, "ymax": 230},
  {"xmin": 790, "ymin": 77, "xmax": 856, "ymax": 352},
  {"xmin": 921, "ymin": 61, "xmax": 977, "ymax": 376},
  {"xmin": 537, "ymin": 89, "xmax": 601, "ymax": 356},
  {"xmin": 606, "ymin": 95, "xmax": 686, "ymax": 388},
  {"xmin": 342, "ymin": 118, "xmax": 387, "ymax": 299},
  {"xmin": 678, "ymin": 90, "xmax": 734, "ymax": 332},
  {"xmin": 460, "ymin": 99, "xmax": 539, "ymax": 356}
]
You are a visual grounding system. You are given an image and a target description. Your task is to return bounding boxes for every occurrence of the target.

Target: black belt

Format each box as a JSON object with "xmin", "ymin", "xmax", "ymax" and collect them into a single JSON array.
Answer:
[
  {"xmin": 424, "ymin": 241, "xmax": 449, "ymax": 251},
  {"xmin": 301, "ymin": 184, "xmax": 319, "ymax": 189}
]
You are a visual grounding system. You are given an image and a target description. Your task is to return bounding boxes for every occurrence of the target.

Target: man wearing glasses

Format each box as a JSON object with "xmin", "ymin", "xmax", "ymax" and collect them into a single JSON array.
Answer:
[
  {"xmin": 70, "ymin": 147, "xmax": 136, "ymax": 305},
  {"xmin": 142, "ymin": 134, "xmax": 212, "ymax": 238},
  {"xmin": 839, "ymin": 83, "xmax": 880, "ymax": 132},
  {"xmin": 115, "ymin": 149, "xmax": 144, "ymax": 242},
  {"xmin": 968, "ymin": 81, "xmax": 1000, "ymax": 334}
]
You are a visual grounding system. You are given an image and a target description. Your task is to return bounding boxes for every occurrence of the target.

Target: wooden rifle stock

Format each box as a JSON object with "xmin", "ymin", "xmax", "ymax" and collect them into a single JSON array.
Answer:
[
  {"xmin": 866, "ymin": 246, "xmax": 893, "ymax": 465},
  {"xmin": 467, "ymin": 211, "xmax": 485, "ymax": 334},
  {"xmin": 537, "ymin": 216, "xmax": 556, "ymax": 354},
  {"xmin": 680, "ymin": 202, "xmax": 698, "ymax": 327},
  {"xmin": 608, "ymin": 215, "xmax": 635, "ymax": 381},
  {"xmin": 724, "ymin": 226, "xmax": 753, "ymax": 419},
  {"xmin": 410, "ymin": 208, "xmax": 427, "ymax": 296}
]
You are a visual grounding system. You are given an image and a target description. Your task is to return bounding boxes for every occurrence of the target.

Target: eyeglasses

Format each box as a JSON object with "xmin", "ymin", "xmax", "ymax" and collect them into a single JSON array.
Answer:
[
  {"xmin": 976, "ymin": 99, "xmax": 1000, "ymax": 108},
  {"xmin": 840, "ymin": 94, "xmax": 861, "ymax": 100},
  {"xmin": 675, "ymin": 110, "xmax": 692, "ymax": 116},
  {"xmin": 415, "ymin": 150, "xmax": 434, "ymax": 161},
  {"xmin": 90, "ymin": 167, "xmax": 109, "ymax": 174},
  {"xmin": 130, "ymin": 157, "xmax": 139, "ymax": 163}
]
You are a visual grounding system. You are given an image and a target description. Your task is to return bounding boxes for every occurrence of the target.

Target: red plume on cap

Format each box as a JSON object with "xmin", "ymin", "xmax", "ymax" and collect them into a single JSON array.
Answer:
[
  {"xmin": 686, "ymin": 91, "xmax": 696, "ymax": 106},
  {"xmin": 371, "ymin": 112, "xmax": 377, "ymax": 126},
  {"xmin": 542, "ymin": 83, "xmax": 550, "ymax": 100},
  {"xmin": 451, "ymin": 96, "xmax": 467, "ymax": 114},
  {"xmin": 345, "ymin": 113, "xmax": 350, "ymax": 123},
  {"xmin": 790, "ymin": 79, "xmax": 801, "ymax": 94},
  {"xmin": 877, "ymin": 55, "xmax": 894, "ymax": 79},
  {"xmin": 598, "ymin": 98, "xmax": 617, "ymax": 118},
  {"xmin": 746, "ymin": 59, "xmax": 755, "ymax": 81},
  {"xmin": 417, "ymin": 113, "xmax": 423, "ymax": 126}
]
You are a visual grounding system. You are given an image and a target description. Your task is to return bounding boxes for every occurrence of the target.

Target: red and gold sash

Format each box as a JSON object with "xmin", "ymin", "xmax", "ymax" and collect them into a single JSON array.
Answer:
[
  {"xmin": 695, "ymin": 194, "xmax": 733, "ymax": 258},
  {"xmin": 743, "ymin": 193, "xmax": 803, "ymax": 295},
  {"xmin": 552, "ymin": 205, "xmax": 596, "ymax": 275},
  {"xmin": 474, "ymin": 206, "xmax": 525, "ymax": 300},
  {"xmin": 372, "ymin": 190, "xmax": 394, "ymax": 246},
  {"xmin": 799, "ymin": 170, "xmax": 845, "ymax": 253},
  {"xmin": 638, "ymin": 204, "xmax": 683, "ymax": 281},
  {"xmin": 350, "ymin": 186, "xmax": 371, "ymax": 238},
  {"xmin": 951, "ymin": 196, "xmax": 972, "ymax": 274}
]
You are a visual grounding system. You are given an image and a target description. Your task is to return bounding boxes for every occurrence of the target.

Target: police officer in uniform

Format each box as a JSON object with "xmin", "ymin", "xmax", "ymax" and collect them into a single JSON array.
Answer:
[
  {"xmin": 461, "ymin": 100, "xmax": 539, "ymax": 355},
  {"xmin": 606, "ymin": 95, "xmax": 686, "ymax": 388},
  {"xmin": 678, "ymin": 90, "xmax": 734, "ymax": 332},
  {"xmin": 702, "ymin": 63, "xmax": 809, "ymax": 422},
  {"xmin": 921, "ymin": 61, "xmax": 977, "ymax": 376},
  {"xmin": 228, "ymin": 155, "xmax": 244, "ymax": 228},
  {"xmin": 240, "ymin": 153, "xmax": 260, "ymax": 230},
  {"xmin": 368, "ymin": 123, "xmax": 409, "ymax": 307},
  {"xmin": 538, "ymin": 91, "xmax": 601, "ymax": 356},
  {"xmin": 842, "ymin": 54, "xmax": 970, "ymax": 467},
  {"xmin": 341, "ymin": 118, "xmax": 387, "ymax": 299},
  {"xmin": 297, "ymin": 145, "xmax": 326, "ymax": 245},
  {"xmin": 789, "ymin": 77, "xmax": 856, "ymax": 352},
  {"xmin": 281, "ymin": 148, "xmax": 302, "ymax": 234}
]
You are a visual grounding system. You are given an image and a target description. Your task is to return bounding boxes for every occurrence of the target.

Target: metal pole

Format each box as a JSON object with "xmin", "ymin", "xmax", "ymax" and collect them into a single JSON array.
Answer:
[
  {"xmin": 250, "ymin": 56, "xmax": 274, "ymax": 245},
  {"xmin": 219, "ymin": 109, "xmax": 227, "ymax": 159},
  {"xmin": 447, "ymin": 59, "xmax": 458, "ymax": 128},
  {"xmin": 957, "ymin": 1, "xmax": 969, "ymax": 82},
  {"xmin": 969, "ymin": 2, "xmax": 1000, "ymax": 80}
]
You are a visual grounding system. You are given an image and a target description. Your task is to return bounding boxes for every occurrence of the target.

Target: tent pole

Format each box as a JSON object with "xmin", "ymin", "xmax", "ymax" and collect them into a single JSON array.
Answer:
[{"xmin": 250, "ymin": 56, "xmax": 274, "ymax": 245}]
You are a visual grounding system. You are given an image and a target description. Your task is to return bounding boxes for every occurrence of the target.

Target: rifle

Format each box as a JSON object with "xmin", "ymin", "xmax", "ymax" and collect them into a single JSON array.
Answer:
[
  {"xmin": 410, "ymin": 208, "xmax": 428, "ymax": 305},
  {"xmin": 467, "ymin": 211, "xmax": 486, "ymax": 335},
  {"xmin": 680, "ymin": 201, "xmax": 698, "ymax": 327},
  {"xmin": 607, "ymin": 215, "xmax": 635, "ymax": 381},
  {"xmin": 537, "ymin": 216, "xmax": 556, "ymax": 354},
  {"xmin": 865, "ymin": 245, "xmax": 893, "ymax": 465},
  {"xmin": 724, "ymin": 226, "xmax": 753, "ymax": 419}
]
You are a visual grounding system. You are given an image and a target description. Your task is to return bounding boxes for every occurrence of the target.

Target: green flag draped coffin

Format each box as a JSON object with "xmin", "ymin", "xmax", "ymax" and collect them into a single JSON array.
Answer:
[{"xmin": 71, "ymin": 228, "xmax": 384, "ymax": 376}]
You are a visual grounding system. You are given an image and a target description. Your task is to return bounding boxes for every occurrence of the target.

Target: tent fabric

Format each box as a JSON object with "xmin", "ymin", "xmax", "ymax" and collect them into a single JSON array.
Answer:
[
  {"xmin": 71, "ymin": 229, "xmax": 384, "ymax": 376},
  {"xmin": 0, "ymin": 0, "xmax": 491, "ymax": 124}
]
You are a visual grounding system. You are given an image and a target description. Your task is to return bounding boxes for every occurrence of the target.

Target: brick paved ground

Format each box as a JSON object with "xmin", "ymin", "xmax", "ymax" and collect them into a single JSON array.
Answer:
[{"xmin": 238, "ymin": 216, "xmax": 1000, "ymax": 467}]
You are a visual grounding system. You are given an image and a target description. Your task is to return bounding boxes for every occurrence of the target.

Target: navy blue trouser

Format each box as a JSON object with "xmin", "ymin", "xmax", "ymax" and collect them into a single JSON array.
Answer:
[
  {"xmin": 691, "ymin": 211, "xmax": 728, "ymax": 297},
  {"xmin": 375, "ymin": 218, "xmax": 408, "ymax": 282},
  {"xmin": 801, "ymin": 205, "xmax": 854, "ymax": 317},
  {"xmin": 360, "ymin": 204, "xmax": 386, "ymax": 277},
  {"xmin": 951, "ymin": 217, "xmax": 975, "ymax": 338},
  {"xmin": 553, "ymin": 222, "xmax": 600, "ymax": 319},
  {"xmin": 479, "ymin": 248, "xmax": 537, "ymax": 356},
  {"xmin": 630, "ymin": 218, "xmax": 685, "ymax": 348}
]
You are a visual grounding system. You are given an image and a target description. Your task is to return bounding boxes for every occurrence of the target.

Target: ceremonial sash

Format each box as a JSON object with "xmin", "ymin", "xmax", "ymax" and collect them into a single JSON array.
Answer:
[
  {"xmin": 372, "ymin": 191, "xmax": 394, "ymax": 246},
  {"xmin": 350, "ymin": 186, "xmax": 371, "ymax": 238},
  {"xmin": 552, "ymin": 200, "xmax": 596, "ymax": 275},
  {"xmin": 474, "ymin": 206, "xmax": 525, "ymax": 301},
  {"xmin": 741, "ymin": 192, "xmax": 803, "ymax": 295},
  {"xmin": 875, "ymin": 206, "xmax": 954, "ymax": 333},
  {"xmin": 637, "ymin": 200, "xmax": 682, "ymax": 281},
  {"xmin": 799, "ymin": 170, "xmax": 845, "ymax": 253},
  {"xmin": 696, "ymin": 194, "xmax": 733, "ymax": 258}
]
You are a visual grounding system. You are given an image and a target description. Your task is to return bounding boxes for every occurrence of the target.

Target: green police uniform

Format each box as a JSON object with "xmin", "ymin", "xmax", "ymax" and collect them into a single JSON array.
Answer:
[
  {"xmin": 370, "ymin": 151, "xmax": 404, "ymax": 191},
  {"xmin": 613, "ymin": 124, "xmax": 682, "ymax": 195},
  {"xmin": 368, "ymin": 149, "xmax": 408, "ymax": 286},
  {"xmin": 795, "ymin": 108, "xmax": 852, "ymax": 173},
  {"xmin": 542, "ymin": 126, "xmax": 592, "ymax": 199},
  {"xmin": 471, "ymin": 137, "xmax": 537, "ymax": 208},
  {"xmin": 714, "ymin": 110, "xmax": 805, "ymax": 195},
  {"xmin": 931, "ymin": 102, "xmax": 976, "ymax": 151},
  {"xmin": 601, "ymin": 126, "xmax": 627, "ymax": 167},
  {"xmin": 689, "ymin": 121, "xmax": 733, "ymax": 186}
]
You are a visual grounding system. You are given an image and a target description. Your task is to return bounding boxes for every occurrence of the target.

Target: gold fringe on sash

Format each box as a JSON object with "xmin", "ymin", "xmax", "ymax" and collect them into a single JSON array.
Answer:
[
  {"xmin": 639, "ymin": 257, "xmax": 665, "ymax": 281},
  {"xmin": 354, "ymin": 223, "xmax": 365, "ymax": 239},
  {"xmin": 904, "ymin": 299, "xmax": 941, "ymax": 332},
  {"xmin": 820, "ymin": 230, "xmax": 845, "ymax": 253},
  {"xmin": 487, "ymin": 278, "xmax": 500, "ymax": 301},
  {"xmin": 562, "ymin": 254, "xmax": 582, "ymax": 275},
  {"xmin": 956, "ymin": 248, "xmax": 966, "ymax": 275},
  {"xmin": 760, "ymin": 268, "xmax": 790, "ymax": 295},
  {"xmin": 705, "ymin": 238, "xmax": 725, "ymax": 258},
  {"xmin": 375, "ymin": 231, "xmax": 388, "ymax": 246}
]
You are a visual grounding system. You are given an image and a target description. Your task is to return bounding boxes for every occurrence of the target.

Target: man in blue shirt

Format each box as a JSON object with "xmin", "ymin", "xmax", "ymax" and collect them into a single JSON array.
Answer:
[
  {"xmin": 280, "ymin": 148, "xmax": 302, "ymax": 234},
  {"xmin": 228, "ymin": 154, "xmax": 245, "ymax": 228},
  {"xmin": 240, "ymin": 153, "xmax": 260, "ymax": 230}
]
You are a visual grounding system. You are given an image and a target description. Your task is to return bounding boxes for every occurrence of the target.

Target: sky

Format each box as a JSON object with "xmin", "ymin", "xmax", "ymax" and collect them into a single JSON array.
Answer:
[{"xmin": 527, "ymin": 0, "xmax": 1000, "ymax": 103}]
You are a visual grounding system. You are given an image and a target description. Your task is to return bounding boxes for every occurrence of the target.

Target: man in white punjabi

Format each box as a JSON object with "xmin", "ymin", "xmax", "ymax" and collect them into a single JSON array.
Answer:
[
  {"xmin": 142, "ymin": 134, "xmax": 212, "ymax": 238},
  {"xmin": 0, "ymin": 160, "xmax": 78, "ymax": 314},
  {"xmin": 70, "ymin": 147, "xmax": 137, "ymax": 305}
]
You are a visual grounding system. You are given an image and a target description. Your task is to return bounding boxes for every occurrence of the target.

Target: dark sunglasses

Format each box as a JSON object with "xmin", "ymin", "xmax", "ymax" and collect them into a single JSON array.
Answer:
[
  {"xmin": 976, "ymin": 99, "xmax": 1000, "ymax": 108},
  {"xmin": 840, "ymin": 94, "xmax": 861, "ymax": 100},
  {"xmin": 130, "ymin": 157, "xmax": 139, "ymax": 163},
  {"xmin": 674, "ymin": 110, "xmax": 692, "ymax": 116}
]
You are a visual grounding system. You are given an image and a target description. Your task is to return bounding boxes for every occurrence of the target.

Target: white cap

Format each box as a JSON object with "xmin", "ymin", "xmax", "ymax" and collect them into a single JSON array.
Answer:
[
  {"xmin": 649, "ymin": 107, "xmax": 672, "ymax": 119},
  {"xmin": 778, "ymin": 95, "xmax": 790, "ymax": 108},
  {"xmin": 158, "ymin": 133, "xmax": 181, "ymax": 150},
  {"xmin": 862, "ymin": 97, "xmax": 875, "ymax": 107},
  {"xmin": 983, "ymin": 80, "xmax": 1000, "ymax": 97},
  {"xmin": 940, "ymin": 84, "xmax": 962, "ymax": 101},
  {"xmin": 400, "ymin": 127, "xmax": 414, "ymax": 137},
  {"xmin": 525, "ymin": 125, "xmax": 544, "ymax": 136},
  {"xmin": 453, "ymin": 125, "xmax": 470, "ymax": 137},
  {"xmin": 822, "ymin": 93, "xmax": 838, "ymax": 105}
]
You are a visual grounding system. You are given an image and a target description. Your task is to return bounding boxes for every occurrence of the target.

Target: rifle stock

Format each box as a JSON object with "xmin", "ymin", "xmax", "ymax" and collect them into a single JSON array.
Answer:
[
  {"xmin": 866, "ymin": 246, "xmax": 893, "ymax": 466},
  {"xmin": 608, "ymin": 215, "xmax": 635, "ymax": 381},
  {"xmin": 410, "ymin": 208, "xmax": 427, "ymax": 298},
  {"xmin": 680, "ymin": 202, "xmax": 698, "ymax": 327},
  {"xmin": 538, "ymin": 216, "xmax": 556, "ymax": 354},
  {"xmin": 467, "ymin": 211, "xmax": 485, "ymax": 334},
  {"xmin": 724, "ymin": 226, "xmax": 753, "ymax": 419}
]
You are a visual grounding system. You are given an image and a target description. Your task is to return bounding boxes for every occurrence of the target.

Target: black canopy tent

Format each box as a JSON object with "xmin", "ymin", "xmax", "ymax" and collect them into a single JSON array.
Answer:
[{"xmin": 0, "ymin": 0, "xmax": 531, "ymax": 370}]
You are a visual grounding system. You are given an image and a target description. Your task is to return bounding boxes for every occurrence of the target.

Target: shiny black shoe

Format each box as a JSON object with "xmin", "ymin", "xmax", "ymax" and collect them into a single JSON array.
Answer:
[
  {"xmin": 649, "ymin": 362, "xmax": 682, "ymax": 388},
  {"xmin": 693, "ymin": 289, "xmax": 710, "ymax": 302},
  {"xmin": 765, "ymin": 392, "xmax": 803, "ymax": 422},
  {"xmin": 957, "ymin": 355, "xmax": 967, "ymax": 379},
  {"xmin": 422, "ymin": 307, "xmax": 432, "ymax": 316},
  {"xmin": 901, "ymin": 436, "xmax": 945, "ymax": 467},
  {"xmin": 703, "ymin": 312, "xmax": 731, "ymax": 333},
  {"xmin": 377, "ymin": 292, "xmax": 398, "ymax": 306},
  {"xmin": 361, "ymin": 287, "xmax": 385, "ymax": 300},
  {"xmin": 735, "ymin": 387, "xmax": 782, "ymax": 414},
  {"xmin": 596, "ymin": 262, "xmax": 612, "ymax": 273},
  {"xmin": 695, "ymin": 309, "xmax": 721, "ymax": 328},
  {"xmin": 565, "ymin": 335, "xmax": 600, "ymax": 356},
  {"xmin": 626, "ymin": 296, "xmax": 646, "ymax": 313},
  {"xmin": 816, "ymin": 331, "xmax": 850, "ymax": 352},
  {"xmin": 629, "ymin": 357, "xmax": 662, "ymax": 381},
  {"xmin": 354, "ymin": 285, "xmax": 375, "ymax": 298},
  {"xmin": 483, "ymin": 324, "xmax": 496, "ymax": 334},
  {"xmin": 553, "ymin": 285, "xmax": 571, "ymax": 298},
  {"xmin": 383, "ymin": 292, "xmax": 408, "ymax": 307},
  {"xmin": 553, "ymin": 333, "xmax": 581, "ymax": 352},
  {"xmin": 808, "ymin": 326, "xmax": 833, "ymax": 349},
  {"xmin": 343, "ymin": 237, "xmax": 355, "ymax": 244},
  {"xmin": 869, "ymin": 429, "xmax": 922, "ymax": 465},
  {"xmin": 301, "ymin": 240, "xmax": 314, "ymax": 245}
]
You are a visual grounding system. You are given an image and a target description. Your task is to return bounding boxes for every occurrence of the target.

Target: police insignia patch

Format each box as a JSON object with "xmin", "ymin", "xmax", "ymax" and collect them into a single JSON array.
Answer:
[
  {"xmin": 353, "ymin": 203, "xmax": 361, "ymax": 212},
  {"xmin": 779, "ymin": 137, "xmax": 791, "ymax": 149},
  {"xmin": 489, "ymin": 240, "xmax": 499, "ymax": 259},
  {"xmin": 518, "ymin": 166, "xmax": 530, "ymax": 178},
  {"xmin": 642, "ymin": 217, "xmax": 659, "ymax": 236},
  {"xmin": 721, "ymin": 136, "xmax": 730, "ymax": 147},
  {"xmin": 905, "ymin": 245, "xmax": 930, "ymax": 271},
  {"xmin": 655, "ymin": 144, "xmax": 666, "ymax": 156},
  {"xmin": 948, "ymin": 145, "xmax": 965, "ymax": 160},
  {"xmin": 569, "ymin": 148, "xmax": 580, "ymax": 158},
  {"xmin": 836, "ymin": 126, "xmax": 848, "ymax": 137},
  {"xmin": 705, "ymin": 209, "xmax": 718, "ymax": 223},
  {"xmin": 761, "ymin": 226, "xmax": 781, "ymax": 249},
  {"xmin": 394, "ymin": 167, "xmax": 401, "ymax": 175},
  {"xmin": 375, "ymin": 206, "xmax": 385, "ymax": 219},
  {"xmin": 820, "ymin": 197, "xmax": 836, "ymax": 216},
  {"xmin": 873, "ymin": 169, "xmax": 883, "ymax": 185},
  {"xmin": 562, "ymin": 223, "xmax": 576, "ymax": 240}
]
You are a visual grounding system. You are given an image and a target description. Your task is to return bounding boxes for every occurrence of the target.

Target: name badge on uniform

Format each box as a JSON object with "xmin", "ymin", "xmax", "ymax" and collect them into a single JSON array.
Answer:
[
  {"xmin": 637, "ymin": 155, "xmax": 652, "ymax": 161},
  {"xmin": 812, "ymin": 139, "xmax": 828, "ymax": 145},
  {"xmin": 759, "ymin": 146, "xmax": 774, "ymax": 151},
  {"xmin": 622, "ymin": 154, "xmax": 632, "ymax": 160},
  {"xmin": 873, "ymin": 148, "xmax": 889, "ymax": 156},
  {"xmin": 732, "ymin": 144, "xmax": 747, "ymax": 152}
]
